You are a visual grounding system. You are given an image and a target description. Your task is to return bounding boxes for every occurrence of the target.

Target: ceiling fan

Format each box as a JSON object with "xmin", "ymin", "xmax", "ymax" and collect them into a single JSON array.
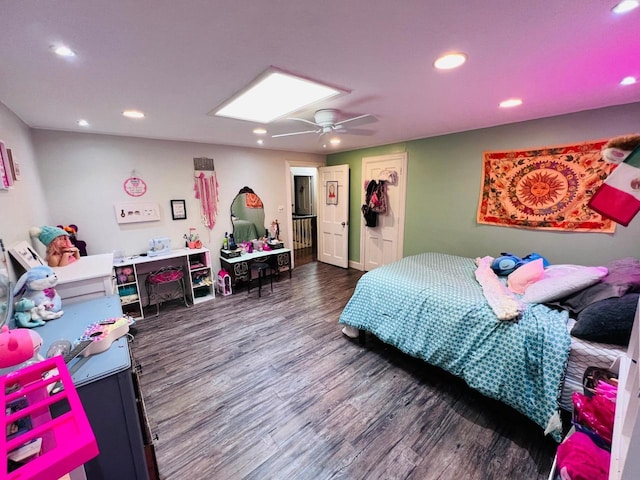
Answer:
[{"xmin": 271, "ymin": 109, "xmax": 376, "ymax": 138}]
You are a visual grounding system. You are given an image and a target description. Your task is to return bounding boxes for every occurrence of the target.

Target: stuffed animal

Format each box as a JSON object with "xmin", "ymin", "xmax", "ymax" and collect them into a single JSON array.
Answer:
[
  {"xmin": 13, "ymin": 265, "xmax": 63, "ymax": 315},
  {"xmin": 31, "ymin": 302, "xmax": 64, "ymax": 322},
  {"xmin": 0, "ymin": 325, "xmax": 43, "ymax": 368},
  {"xmin": 13, "ymin": 298, "xmax": 46, "ymax": 328},
  {"xmin": 491, "ymin": 252, "xmax": 549, "ymax": 276}
]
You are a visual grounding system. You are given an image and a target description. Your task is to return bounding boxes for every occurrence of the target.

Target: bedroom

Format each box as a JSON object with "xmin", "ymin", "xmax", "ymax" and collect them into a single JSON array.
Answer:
[{"xmin": 0, "ymin": 1, "xmax": 639, "ymax": 479}]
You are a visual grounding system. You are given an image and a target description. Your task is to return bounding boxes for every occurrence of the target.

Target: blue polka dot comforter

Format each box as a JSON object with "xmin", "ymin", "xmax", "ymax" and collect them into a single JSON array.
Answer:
[{"xmin": 339, "ymin": 252, "xmax": 571, "ymax": 438}]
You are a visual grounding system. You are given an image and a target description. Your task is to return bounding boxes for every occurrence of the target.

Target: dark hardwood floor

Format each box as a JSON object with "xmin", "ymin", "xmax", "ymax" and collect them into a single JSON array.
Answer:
[
  {"xmin": 130, "ymin": 261, "xmax": 557, "ymax": 480},
  {"xmin": 293, "ymin": 246, "xmax": 316, "ymax": 267}
]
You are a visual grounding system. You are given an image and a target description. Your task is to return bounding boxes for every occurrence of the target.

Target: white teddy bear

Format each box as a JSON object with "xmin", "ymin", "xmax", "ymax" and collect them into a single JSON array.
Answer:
[{"xmin": 13, "ymin": 266, "xmax": 64, "ymax": 323}]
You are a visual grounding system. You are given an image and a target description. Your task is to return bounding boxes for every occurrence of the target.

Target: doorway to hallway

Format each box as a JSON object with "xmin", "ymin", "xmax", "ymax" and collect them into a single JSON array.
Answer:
[{"xmin": 291, "ymin": 167, "xmax": 319, "ymax": 267}]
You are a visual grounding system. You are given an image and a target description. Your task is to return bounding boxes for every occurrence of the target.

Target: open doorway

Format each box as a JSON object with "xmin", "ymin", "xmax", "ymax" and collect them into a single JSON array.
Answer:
[{"xmin": 290, "ymin": 166, "xmax": 318, "ymax": 267}]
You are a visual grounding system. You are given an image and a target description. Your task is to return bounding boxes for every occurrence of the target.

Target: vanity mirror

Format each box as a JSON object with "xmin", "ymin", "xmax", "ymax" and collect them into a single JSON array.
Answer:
[
  {"xmin": 0, "ymin": 242, "xmax": 12, "ymax": 328},
  {"xmin": 231, "ymin": 187, "xmax": 266, "ymax": 243}
]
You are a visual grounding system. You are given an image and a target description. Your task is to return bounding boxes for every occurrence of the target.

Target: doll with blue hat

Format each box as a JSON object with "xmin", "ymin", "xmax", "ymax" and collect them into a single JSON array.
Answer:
[{"xmin": 30, "ymin": 225, "xmax": 80, "ymax": 267}]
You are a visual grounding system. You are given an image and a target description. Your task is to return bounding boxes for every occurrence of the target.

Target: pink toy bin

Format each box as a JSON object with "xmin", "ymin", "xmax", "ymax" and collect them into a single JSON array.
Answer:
[{"xmin": 1, "ymin": 356, "xmax": 99, "ymax": 480}]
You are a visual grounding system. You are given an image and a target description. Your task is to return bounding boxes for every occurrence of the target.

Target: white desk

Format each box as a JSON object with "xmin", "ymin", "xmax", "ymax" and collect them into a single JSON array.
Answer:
[
  {"xmin": 53, "ymin": 253, "xmax": 115, "ymax": 305},
  {"xmin": 114, "ymin": 247, "xmax": 214, "ymax": 319}
]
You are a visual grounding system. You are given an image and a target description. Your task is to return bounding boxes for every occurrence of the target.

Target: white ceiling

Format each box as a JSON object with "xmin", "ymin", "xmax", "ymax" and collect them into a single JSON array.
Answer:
[{"xmin": 1, "ymin": 1, "xmax": 638, "ymax": 155}]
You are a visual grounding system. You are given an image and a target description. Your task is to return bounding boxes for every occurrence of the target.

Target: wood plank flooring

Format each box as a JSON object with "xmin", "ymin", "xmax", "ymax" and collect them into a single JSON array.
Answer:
[{"xmin": 129, "ymin": 261, "xmax": 557, "ymax": 480}]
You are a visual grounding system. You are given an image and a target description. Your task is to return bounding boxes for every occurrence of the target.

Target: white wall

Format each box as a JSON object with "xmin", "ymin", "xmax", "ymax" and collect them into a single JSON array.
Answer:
[
  {"xmin": 31, "ymin": 130, "xmax": 325, "ymax": 272},
  {"xmin": 0, "ymin": 102, "xmax": 49, "ymax": 281}
]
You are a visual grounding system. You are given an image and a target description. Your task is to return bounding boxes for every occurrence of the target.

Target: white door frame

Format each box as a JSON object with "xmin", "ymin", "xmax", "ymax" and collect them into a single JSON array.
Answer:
[
  {"xmin": 285, "ymin": 161, "xmax": 324, "ymax": 268},
  {"xmin": 359, "ymin": 152, "xmax": 407, "ymax": 270}
]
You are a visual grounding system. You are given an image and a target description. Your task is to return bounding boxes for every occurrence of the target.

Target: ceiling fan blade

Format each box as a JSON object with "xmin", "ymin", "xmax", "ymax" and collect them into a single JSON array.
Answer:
[
  {"xmin": 286, "ymin": 117, "xmax": 322, "ymax": 128},
  {"xmin": 334, "ymin": 114, "xmax": 376, "ymax": 127},
  {"xmin": 341, "ymin": 128, "xmax": 375, "ymax": 136},
  {"xmin": 271, "ymin": 129, "xmax": 319, "ymax": 138}
]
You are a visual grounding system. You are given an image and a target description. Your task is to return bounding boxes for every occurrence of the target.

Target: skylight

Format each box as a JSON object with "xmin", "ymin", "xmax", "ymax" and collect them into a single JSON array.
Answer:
[{"xmin": 211, "ymin": 68, "xmax": 344, "ymax": 124}]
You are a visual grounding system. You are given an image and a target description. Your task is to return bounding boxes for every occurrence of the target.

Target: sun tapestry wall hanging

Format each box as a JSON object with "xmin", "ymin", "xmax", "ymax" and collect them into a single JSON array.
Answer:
[{"xmin": 477, "ymin": 140, "xmax": 617, "ymax": 233}]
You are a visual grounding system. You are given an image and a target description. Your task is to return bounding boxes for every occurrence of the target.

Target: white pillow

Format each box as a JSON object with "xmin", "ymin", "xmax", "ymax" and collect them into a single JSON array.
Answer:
[{"xmin": 521, "ymin": 266, "xmax": 608, "ymax": 304}]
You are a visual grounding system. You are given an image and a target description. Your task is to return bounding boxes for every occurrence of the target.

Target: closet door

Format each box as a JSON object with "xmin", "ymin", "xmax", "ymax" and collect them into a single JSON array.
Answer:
[{"xmin": 362, "ymin": 152, "xmax": 407, "ymax": 271}]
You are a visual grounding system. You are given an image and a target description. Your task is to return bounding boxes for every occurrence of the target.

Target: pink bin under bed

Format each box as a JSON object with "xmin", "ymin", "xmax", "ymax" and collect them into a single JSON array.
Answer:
[{"xmin": 1, "ymin": 356, "xmax": 99, "ymax": 480}]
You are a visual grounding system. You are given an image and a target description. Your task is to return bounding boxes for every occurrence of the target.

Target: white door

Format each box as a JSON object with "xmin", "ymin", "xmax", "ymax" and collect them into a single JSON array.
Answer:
[
  {"xmin": 362, "ymin": 153, "xmax": 407, "ymax": 271},
  {"xmin": 318, "ymin": 165, "xmax": 350, "ymax": 268}
]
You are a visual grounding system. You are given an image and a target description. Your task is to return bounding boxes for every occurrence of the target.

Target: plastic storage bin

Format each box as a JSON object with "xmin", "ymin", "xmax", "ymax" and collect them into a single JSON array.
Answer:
[{"xmin": 1, "ymin": 356, "xmax": 99, "ymax": 480}]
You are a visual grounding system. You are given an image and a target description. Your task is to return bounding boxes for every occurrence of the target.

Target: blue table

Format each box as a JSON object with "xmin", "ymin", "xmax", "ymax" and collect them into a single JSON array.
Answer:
[{"xmin": 34, "ymin": 295, "xmax": 150, "ymax": 480}]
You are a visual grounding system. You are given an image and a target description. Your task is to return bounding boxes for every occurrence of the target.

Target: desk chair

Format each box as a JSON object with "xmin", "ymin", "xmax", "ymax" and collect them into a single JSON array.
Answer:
[
  {"xmin": 247, "ymin": 262, "xmax": 274, "ymax": 297},
  {"xmin": 145, "ymin": 266, "xmax": 190, "ymax": 316}
]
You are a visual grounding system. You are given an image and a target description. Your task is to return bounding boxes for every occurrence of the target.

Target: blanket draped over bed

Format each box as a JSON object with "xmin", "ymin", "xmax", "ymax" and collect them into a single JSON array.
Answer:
[{"xmin": 339, "ymin": 252, "xmax": 571, "ymax": 439}]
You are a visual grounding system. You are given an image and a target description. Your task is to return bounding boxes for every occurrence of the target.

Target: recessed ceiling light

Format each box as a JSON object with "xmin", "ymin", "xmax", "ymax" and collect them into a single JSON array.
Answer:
[
  {"xmin": 52, "ymin": 45, "xmax": 76, "ymax": 57},
  {"xmin": 257, "ymin": 139, "xmax": 264, "ymax": 145},
  {"xmin": 253, "ymin": 128, "xmax": 267, "ymax": 135},
  {"xmin": 329, "ymin": 138, "xmax": 341, "ymax": 145},
  {"xmin": 77, "ymin": 119, "xmax": 89, "ymax": 127},
  {"xmin": 434, "ymin": 53, "xmax": 467, "ymax": 70},
  {"xmin": 499, "ymin": 98, "xmax": 523, "ymax": 108},
  {"xmin": 612, "ymin": 0, "xmax": 639, "ymax": 14},
  {"xmin": 122, "ymin": 110, "xmax": 145, "ymax": 119},
  {"xmin": 620, "ymin": 76, "xmax": 637, "ymax": 86},
  {"xmin": 211, "ymin": 67, "xmax": 344, "ymax": 123}
]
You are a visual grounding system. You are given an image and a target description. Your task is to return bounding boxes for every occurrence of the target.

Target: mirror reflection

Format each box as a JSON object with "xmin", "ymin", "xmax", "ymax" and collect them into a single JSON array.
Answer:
[
  {"xmin": 231, "ymin": 187, "xmax": 265, "ymax": 243},
  {"xmin": 0, "ymin": 244, "xmax": 11, "ymax": 328}
]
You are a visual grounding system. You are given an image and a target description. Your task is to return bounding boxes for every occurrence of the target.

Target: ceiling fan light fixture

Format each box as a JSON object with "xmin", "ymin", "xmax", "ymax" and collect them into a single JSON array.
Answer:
[
  {"xmin": 434, "ymin": 52, "xmax": 467, "ymax": 70},
  {"xmin": 211, "ymin": 68, "xmax": 344, "ymax": 123}
]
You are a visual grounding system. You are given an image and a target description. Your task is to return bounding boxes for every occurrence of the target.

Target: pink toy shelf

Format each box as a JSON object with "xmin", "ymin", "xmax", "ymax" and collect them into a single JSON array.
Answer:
[{"xmin": 1, "ymin": 356, "xmax": 99, "ymax": 480}]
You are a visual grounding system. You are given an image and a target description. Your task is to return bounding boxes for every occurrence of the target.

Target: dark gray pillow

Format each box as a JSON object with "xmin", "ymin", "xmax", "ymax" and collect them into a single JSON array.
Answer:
[{"xmin": 571, "ymin": 293, "xmax": 639, "ymax": 346}]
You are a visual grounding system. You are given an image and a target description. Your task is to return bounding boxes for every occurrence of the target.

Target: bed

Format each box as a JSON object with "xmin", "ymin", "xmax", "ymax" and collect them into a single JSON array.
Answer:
[{"xmin": 338, "ymin": 252, "xmax": 635, "ymax": 440}]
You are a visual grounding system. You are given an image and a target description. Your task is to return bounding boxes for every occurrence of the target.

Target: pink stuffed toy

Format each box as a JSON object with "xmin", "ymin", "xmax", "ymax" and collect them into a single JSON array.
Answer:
[{"xmin": 0, "ymin": 325, "xmax": 43, "ymax": 368}]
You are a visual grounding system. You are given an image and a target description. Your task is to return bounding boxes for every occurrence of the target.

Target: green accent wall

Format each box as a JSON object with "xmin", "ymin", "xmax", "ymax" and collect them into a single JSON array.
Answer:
[{"xmin": 327, "ymin": 102, "xmax": 640, "ymax": 266}]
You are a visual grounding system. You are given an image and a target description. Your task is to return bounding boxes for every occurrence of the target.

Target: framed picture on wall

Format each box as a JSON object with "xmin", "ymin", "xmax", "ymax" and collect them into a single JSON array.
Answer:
[
  {"xmin": 326, "ymin": 181, "xmax": 338, "ymax": 205},
  {"xmin": 0, "ymin": 140, "xmax": 12, "ymax": 189},
  {"xmin": 171, "ymin": 199, "xmax": 187, "ymax": 220}
]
